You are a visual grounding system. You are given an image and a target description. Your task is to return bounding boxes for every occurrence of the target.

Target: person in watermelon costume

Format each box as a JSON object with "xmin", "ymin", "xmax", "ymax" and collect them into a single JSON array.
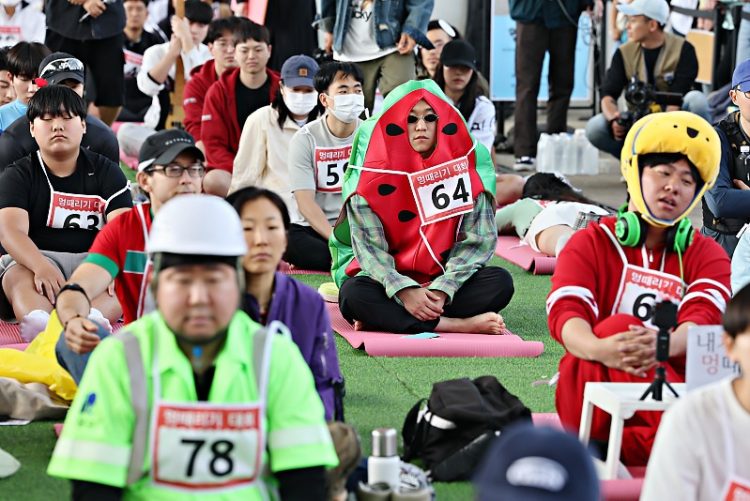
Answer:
[{"xmin": 330, "ymin": 79, "xmax": 515, "ymax": 334}]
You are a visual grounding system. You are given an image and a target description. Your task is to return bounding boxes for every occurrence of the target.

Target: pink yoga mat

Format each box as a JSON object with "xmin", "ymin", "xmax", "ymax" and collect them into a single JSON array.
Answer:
[
  {"xmin": 54, "ymin": 423, "xmax": 63, "ymax": 437},
  {"xmin": 495, "ymin": 236, "xmax": 556, "ymax": 275},
  {"xmin": 327, "ymin": 303, "xmax": 544, "ymax": 358},
  {"xmin": 278, "ymin": 261, "xmax": 330, "ymax": 276},
  {"xmin": 0, "ymin": 322, "xmax": 22, "ymax": 346},
  {"xmin": 531, "ymin": 412, "xmax": 562, "ymax": 429}
]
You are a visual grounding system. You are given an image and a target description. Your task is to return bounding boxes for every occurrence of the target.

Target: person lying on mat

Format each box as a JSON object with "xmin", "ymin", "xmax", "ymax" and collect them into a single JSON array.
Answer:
[
  {"xmin": 0, "ymin": 86, "xmax": 131, "ymax": 342},
  {"xmin": 54, "ymin": 129, "xmax": 205, "ymax": 383},
  {"xmin": 48, "ymin": 194, "xmax": 338, "ymax": 500},
  {"xmin": 495, "ymin": 173, "xmax": 612, "ymax": 257},
  {"xmin": 330, "ymin": 79, "xmax": 515, "ymax": 335},
  {"xmin": 547, "ymin": 111, "xmax": 731, "ymax": 466},
  {"xmin": 641, "ymin": 283, "xmax": 750, "ymax": 500},
  {"xmin": 227, "ymin": 186, "xmax": 344, "ymax": 422}
]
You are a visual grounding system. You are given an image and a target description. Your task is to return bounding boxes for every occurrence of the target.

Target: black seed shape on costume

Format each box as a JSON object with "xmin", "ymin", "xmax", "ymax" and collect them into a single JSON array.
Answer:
[
  {"xmin": 442, "ymin": 123, "xmax": 458, "ymax": 135},
  {"xmin": 378, "ymin": 184, "xmax": 397, "ymax": 196},
  {"xmin": 686, "ymin": 127, "xmax": 699, "ymax": 138},
  {"xmin": 386, "ymin": 123, "xmax": 404, "ymax": 136},
  {"xmin": 398, "ymin": 210, "xmax": 417, "ymax": 222}
]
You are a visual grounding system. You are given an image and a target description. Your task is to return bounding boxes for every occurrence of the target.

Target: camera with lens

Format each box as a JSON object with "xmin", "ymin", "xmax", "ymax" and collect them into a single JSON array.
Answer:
[{"xmin": 615, "ymin": 77, "xmax": 684, "ymax": 134}]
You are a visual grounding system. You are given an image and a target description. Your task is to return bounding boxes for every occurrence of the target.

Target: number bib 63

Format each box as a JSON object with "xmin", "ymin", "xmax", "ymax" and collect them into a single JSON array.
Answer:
[
  {"xmin": 614, "ymin": 264, "xmax": 683, "ymax": 329},
  {"xmin": 152, "ymin": 404, "xmax": 261, "ymax": 491},
  {"xmin": 47, "ymin": 193, "xmax": 106, "ymax": 230},
  {"xmin": 408, "ymin": 157, "xmax": 473, "ymax": 225},
  {"xmin": 315, "ymin": 145, "xmax": 351, "ymax": 193}
]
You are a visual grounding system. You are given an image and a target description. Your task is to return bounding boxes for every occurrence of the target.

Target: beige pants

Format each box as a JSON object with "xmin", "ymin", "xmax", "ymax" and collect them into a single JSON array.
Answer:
[{"xmin": 356, "ymin": 51, "xmax": 416, "ymax": 113}]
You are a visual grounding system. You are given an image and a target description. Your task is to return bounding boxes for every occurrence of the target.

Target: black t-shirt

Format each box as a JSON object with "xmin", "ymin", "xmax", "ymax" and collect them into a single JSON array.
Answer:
[
  {"xmin": 236, "ymin": 77, "xmax": 271, "ymax": 130},
  {"xmin": 0, "ymin": 149, "xmax": 132, "ymax": 253},
  {"xmin": 600, "ymin": 42, "xmax": 699, "ymax": 99},
  {"xmin": 122, "ymin": 30, "xmax": 164, "ymax": 121}
]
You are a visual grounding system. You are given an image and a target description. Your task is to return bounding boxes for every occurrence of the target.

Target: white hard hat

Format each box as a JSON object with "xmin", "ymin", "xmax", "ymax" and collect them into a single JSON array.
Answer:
[{"xmin": 147, "ymin": 194, "xmax": 248, "ymax": 257}]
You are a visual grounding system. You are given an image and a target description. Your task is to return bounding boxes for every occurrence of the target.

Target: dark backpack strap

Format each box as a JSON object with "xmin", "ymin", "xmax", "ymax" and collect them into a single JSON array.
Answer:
[{"xmin": 401, "ymin": 398, "xmax": 426, "ymax": 462}]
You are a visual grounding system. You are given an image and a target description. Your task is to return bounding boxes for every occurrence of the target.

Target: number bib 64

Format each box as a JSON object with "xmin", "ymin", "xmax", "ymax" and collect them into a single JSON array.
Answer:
[
  {"xmin": 408, "ymin": 157, "xmax": 473, "ymax": 225},
  {"xmin": 152, "ymin": 404, "xmax": 261, "ymax": 491},
  {"xmin": 613, "ymin": 264, "xmax": 683, "ymax": 329},
  {"xmin": 47, "ymin": 193, "xmax": 106, "ymax": 230},
  {"xmin": 315, "ymin": 145, "xmax": 351, "ymax": 193}
]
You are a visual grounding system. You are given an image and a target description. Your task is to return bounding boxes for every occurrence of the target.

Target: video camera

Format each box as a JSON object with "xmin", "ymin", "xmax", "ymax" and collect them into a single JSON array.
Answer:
[{"xmin": 615, "ymin": 77, "xmax": 684, "ymax": 133}]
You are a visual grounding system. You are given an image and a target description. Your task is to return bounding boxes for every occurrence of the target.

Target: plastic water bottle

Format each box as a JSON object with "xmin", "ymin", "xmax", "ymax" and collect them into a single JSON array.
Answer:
[
  {"xmin": 368, "ymin": 428, "xmax": 400, "ymax": 490},
  {"xmin": 561, "ymin": 133, "xmax": 576, "ymax": 175},
  {"xmin": 536, "ymin": 133, "xmax": 550, "ymax": 173},
  {"xmin": 582, "ymin": 140, "xmax": 599, "ymax": 175},
  {"xmin": 543, "ymin": 134, "xmax": 560, "ymax": 173}
]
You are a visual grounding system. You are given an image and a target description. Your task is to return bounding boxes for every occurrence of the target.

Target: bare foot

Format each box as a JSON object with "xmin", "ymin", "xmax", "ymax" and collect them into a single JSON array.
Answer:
[{"xmin": 436, "ymin": 312, "xmax": 506, "ymax": 335}]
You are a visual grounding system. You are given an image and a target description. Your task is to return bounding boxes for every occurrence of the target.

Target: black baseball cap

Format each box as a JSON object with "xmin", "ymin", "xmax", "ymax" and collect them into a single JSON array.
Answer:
[
  {"xmin": 138, "ymin": 129, "xmax": 204, "ymax": 172},
  {"xmin": 38, "ymin": 52, "xmax": 85, "ymax": 86},
  {"xmin": 440, "ymin": 40, "xmax": 477, "ymax": 71}
]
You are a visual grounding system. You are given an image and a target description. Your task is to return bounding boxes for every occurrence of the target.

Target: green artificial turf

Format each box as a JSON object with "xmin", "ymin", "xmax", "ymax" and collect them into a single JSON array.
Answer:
[{"xmin": 0, "ymin": 256, "xmax": 561, "ymax": 500}]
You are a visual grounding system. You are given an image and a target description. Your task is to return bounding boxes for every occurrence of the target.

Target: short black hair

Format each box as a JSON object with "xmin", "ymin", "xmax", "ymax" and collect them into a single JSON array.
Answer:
[
  {"xmin": 123, "ymin": 0, "xmax": 148, "ymax": 5},
  {"xmin": 724, "ymin": 283, "xmax": 750, "ymax": 338},
  {"xmin": 185, "ymin": 0, "xmax": 213, "ymax": 24},
  {"xmin": 426, "ymin": 19, "xmax": 462, "ymax": 39},
  {"xmin": 314, "ymin": 61, "xmax": 364, "ymax": 94},
  {"xmin": 7, "ymin": 42, "xmax": 51, "ymax": 79},
  {"xmin": 27, "ymin": 85, "xmax": 87, "ymax": 122},
  {"xmin": 206, "ymin": 16, "xmax": 240, "ymax": 45},
  {"xmin": 0, "ymin": 47, "xmax": 10, "ymax": 73},
  {"xmin": 226, "ymin": 186, "xmax": 291, "ymax": 231},
  {"xmin": 639, "ymin": 152, "xmax": 701, "ymax": 185},
  {"xmin": 233, "ymin": 17, "xmax": 270, "ymax": 46}
]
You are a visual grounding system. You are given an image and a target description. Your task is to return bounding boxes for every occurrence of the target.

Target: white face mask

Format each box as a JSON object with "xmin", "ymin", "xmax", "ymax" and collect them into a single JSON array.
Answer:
[
  {"xmin": 329, "ymin": 93, "xmax": 365, "ymax": 123},
  {"xmin": 283, "ymin": 90, "xmax": 318, "ymax": 116}
]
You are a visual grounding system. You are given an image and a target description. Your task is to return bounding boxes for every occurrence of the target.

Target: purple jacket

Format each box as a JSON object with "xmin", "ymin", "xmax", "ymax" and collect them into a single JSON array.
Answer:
[{"xmin": 243, "ymin": 272, "xmax": 344, "ymax": 421}]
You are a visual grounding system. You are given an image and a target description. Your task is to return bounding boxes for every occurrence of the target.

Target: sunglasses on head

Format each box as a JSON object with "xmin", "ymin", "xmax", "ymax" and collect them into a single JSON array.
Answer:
[{"xmin": 407, "ymin": 113, "xmax": 439, "ymax": 124}]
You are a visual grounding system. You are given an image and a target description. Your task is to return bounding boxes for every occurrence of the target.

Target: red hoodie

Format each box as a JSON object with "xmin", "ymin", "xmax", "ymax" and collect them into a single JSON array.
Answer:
[
  {"xmin": 201, "ymin": 67, "xmax": 280, "ymax": 172},
  {"xmin": 183, "ymin": 60, "xmax": 219, "ymax": 142}
]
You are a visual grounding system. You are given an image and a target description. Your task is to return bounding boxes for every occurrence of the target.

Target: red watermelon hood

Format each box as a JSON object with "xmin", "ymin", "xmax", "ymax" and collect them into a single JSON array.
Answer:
[{"xmin": 358, "ymin": 79, "xmax": 475, "ymax": 174}]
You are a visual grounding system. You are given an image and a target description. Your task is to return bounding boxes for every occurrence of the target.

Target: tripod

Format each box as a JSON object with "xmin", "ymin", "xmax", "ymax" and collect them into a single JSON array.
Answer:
[
  {"xmin": 640, "ymin": 365, "xmax": 679, "ymax": 401},
  {"xmin": 639, "ymin": 301, "xmax": 680, "ymax": 402}
]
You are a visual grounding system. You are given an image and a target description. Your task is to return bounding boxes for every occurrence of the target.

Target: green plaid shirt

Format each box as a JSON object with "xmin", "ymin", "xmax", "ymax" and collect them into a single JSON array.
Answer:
[{"xmin": 347, "ymin": 192, "xmax": 497, "ymax": 302}]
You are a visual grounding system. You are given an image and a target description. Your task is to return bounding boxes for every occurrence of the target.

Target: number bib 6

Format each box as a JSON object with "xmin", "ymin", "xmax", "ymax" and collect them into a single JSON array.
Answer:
[
  {"xmin": 613, "ymin": 264, "xmax": 684, "ymax": 329},
  {"xmin": 47, "ymin": 193, "xmax": 106, "ymax": 230},
  {"xmin": 152, "ymin": 403, "xmax": 262, "ymax": 491},
  {"xmin": 408, "ymin": 157, "xmax": 473, "ymax": 225},
  {"xmin": 315, "ymin": 146, "xmax": 352, "ymax": 193}
]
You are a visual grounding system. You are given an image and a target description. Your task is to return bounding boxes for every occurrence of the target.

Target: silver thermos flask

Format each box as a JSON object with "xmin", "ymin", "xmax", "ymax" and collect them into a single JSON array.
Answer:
[{"xmin": 368, "ymin": 428, "xmax": 400, "ymax": 490}]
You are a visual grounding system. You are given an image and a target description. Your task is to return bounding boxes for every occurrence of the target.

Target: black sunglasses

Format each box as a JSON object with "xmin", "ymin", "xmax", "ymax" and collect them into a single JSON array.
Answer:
[{"xmin": 407, "ymin": 113, "xmax": 439, "ymax": 124}]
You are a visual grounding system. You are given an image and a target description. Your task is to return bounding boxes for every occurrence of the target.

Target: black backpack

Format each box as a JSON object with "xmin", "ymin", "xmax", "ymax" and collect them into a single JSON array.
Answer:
[{"xmin": 402, "ymin": 376, "xmax": 531, "ymax": 482}]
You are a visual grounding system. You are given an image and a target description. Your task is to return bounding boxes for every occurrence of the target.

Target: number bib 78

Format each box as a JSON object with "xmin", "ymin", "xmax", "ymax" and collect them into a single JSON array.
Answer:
[
  {"xmin": 315, "ymin": 145, "xmax": 352, "ymax": 193},
  {"xmin": 47, "ymin": 193, "xmax": 106, "ymax": 230},
  {"xmin": 152, "ymin": 403, "xmax": 262, "ymax": 491},
  {"xmin": 613, "ymin": 264, "xmax": 683, "ymax": 329},
  {"xmin": 408, "ymin": 157, "xmax": 473, "ymax": 225}
]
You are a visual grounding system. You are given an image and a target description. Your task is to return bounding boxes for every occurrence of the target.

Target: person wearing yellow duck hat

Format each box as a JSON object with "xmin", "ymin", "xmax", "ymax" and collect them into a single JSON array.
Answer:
[{"xmin": 546, "ymin": 111, "xmax": 731, "ymax": 466}]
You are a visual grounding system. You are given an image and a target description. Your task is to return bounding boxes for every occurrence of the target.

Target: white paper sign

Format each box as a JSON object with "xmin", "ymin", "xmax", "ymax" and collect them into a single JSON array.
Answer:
[{"xmin": 686, "ymin": 325, "xmax": 741, "ymax": 392}]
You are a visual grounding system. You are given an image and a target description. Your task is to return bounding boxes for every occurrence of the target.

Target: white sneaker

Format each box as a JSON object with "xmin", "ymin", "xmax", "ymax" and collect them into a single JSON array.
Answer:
[{"xmin": 513, "ymin": 156, "xmax": 536, "ymax": 172}]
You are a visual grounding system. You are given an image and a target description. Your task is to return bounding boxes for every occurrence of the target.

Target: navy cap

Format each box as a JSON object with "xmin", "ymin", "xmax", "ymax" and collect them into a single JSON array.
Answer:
[
  {"xmin": 473, "ymin": 424, "xmax": 600, "ymax": 501},
  {"xmin": 281, "ymin": 55, "xmax": 319, "ymax": 88},
  {"xmin": 733, "ymin": 59, "xmax": 750, "ymax": 92}
]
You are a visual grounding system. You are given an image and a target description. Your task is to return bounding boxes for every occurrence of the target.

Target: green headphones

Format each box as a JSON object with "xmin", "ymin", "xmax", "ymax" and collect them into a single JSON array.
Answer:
[{"xmin": 615, "ymin": 205, "xmax": 694, "ymax": 254}]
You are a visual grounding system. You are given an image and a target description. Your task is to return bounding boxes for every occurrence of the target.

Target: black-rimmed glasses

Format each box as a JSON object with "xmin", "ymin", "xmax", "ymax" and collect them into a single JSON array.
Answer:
[{"xmin": 147, "ymin": 163, "xmax": 205, "ymax": 178}]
